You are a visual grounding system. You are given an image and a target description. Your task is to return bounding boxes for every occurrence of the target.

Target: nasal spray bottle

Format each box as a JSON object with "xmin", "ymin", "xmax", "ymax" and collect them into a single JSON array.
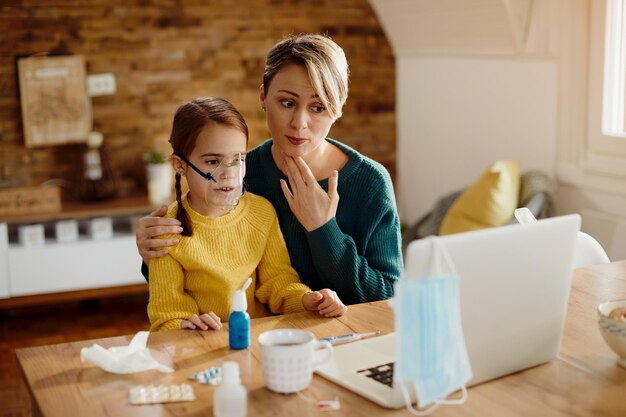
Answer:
[
  {"xmin": 213, "ymin": 361, "xmax": 247, "ymax": 417},
  {"xmin": 229, "ymin": 277, "xmax": 252, "ymax": 350}
]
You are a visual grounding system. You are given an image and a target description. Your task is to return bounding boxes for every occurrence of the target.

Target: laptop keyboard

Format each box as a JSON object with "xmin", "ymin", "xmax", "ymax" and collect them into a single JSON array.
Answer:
[{"xmin": 357, "ymin": 362, "xmax": 395, "ymax": 387}]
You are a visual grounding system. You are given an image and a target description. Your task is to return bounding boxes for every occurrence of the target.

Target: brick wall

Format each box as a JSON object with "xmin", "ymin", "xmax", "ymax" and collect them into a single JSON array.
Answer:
[{"xmin": 0, "ymin": 0, "xmax": 395, "ymax": 199}]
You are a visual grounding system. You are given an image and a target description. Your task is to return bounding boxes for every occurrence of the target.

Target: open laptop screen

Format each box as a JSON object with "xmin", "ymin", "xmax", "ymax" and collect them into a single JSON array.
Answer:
[{"xmin": 315, "ymin": 214, "xmax": 581, "ymax": 408}]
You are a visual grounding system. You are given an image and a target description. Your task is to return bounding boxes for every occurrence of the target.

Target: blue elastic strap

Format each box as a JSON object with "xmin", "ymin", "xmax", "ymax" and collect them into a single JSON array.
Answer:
[{"xmin": 173, "ymin": 151, "xmax": 216, "ymax": 183}]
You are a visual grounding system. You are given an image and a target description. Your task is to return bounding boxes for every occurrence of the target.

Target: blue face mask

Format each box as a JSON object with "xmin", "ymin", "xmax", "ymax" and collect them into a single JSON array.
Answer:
[{"xmin": 394, "ymin": 238, "xmax": 472, "ymax": 415}]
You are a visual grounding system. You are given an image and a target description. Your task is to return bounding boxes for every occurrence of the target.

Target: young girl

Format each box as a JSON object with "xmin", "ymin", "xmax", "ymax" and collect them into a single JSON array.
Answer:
[{"xmin": 148, "ymin": 97, "xmax": 347, "ymax": 332}]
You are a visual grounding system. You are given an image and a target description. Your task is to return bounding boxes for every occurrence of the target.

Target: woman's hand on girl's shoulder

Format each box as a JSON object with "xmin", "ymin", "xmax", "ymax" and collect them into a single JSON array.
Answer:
[
  {"xmin": 180, "ymin": 312, "xmax": 223, "ymax": 330},
  {"xmin": 302, "ymin": 288, "xmax": 348, "ymax": 317},
  {"xmin": 136, "ymin": 205, "xmax": 183, "ymax": 262}
]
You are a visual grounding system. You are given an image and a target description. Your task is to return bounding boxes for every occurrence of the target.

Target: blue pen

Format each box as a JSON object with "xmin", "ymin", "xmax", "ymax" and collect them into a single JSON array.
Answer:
[{"xmin": 322, "ymin": 331, "xmax": 379, "ymax": 345}]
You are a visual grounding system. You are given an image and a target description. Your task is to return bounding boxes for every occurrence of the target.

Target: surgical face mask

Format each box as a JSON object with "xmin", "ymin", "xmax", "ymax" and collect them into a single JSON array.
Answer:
[
  {"xmin": 174, "ymin": 151, "xmax": 244, "ymax": 212},
  {"xmin": 393, "ymin": 237, "xmax": 472, "ymax": 415}
]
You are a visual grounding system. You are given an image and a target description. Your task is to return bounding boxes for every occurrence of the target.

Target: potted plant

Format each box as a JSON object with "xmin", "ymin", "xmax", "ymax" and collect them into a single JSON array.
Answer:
[
  {"xmin": 144, "ymin": 150, "xmax": 173, "ymax": 206},
  {"xmin": 144, "ymin": 150, "xmax": 169, "ymax": 165}
]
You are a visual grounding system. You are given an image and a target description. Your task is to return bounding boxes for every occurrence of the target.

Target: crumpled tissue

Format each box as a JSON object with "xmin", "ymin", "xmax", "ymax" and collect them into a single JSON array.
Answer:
[{"xmin": 80, "ymin": 331, "xmax": 173, "ymax": 374}]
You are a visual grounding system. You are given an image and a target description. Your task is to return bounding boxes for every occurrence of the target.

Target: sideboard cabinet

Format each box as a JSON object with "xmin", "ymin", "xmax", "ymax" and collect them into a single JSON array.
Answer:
[{"xmin": 0, "ymin": 196, "xmax": 156, "ymax": 305}]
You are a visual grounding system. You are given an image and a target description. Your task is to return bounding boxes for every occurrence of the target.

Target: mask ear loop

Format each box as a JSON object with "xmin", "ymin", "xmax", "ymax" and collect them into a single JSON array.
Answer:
[
  {"xmin": 399, "ymin": 382, "xmax": 441, "ymax": 416},
  {"xmin": 428, "ymin": 237, "xmax": 458, "ymax": 277},
  {"xmin": 399, "ymin": 382, "xmax": 467, "ymax": 416},
  {"xmin": 436, "ymin": 385, "xmax": 468, "ymax": 405}
]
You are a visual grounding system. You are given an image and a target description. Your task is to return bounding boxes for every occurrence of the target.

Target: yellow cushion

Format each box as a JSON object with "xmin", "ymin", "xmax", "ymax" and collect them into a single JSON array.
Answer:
[{"xmin": 439, "ymin": 160, "xmax": 520, "ymax": 235}]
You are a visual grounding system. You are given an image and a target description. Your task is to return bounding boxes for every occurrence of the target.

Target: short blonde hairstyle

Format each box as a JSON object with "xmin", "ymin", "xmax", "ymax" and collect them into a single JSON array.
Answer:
[{"xmin": 263, "ymin": 34, "xmax": 349, "ymax": 121}]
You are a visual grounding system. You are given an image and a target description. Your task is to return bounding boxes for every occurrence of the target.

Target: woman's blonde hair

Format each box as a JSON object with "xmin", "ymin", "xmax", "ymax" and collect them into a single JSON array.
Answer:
[{"xmin": 263, "ymin": 34, "xmax": 349, "ymax": 121}]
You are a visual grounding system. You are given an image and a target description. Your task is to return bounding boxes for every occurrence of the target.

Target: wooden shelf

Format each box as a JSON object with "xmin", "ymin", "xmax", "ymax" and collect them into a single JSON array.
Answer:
[
  {"xmin": 0, "ymin": 195, "xmax": 158, "ymax": 224},
  {"xmin": 0, "ymin": 283, "xmax": 148, "ymax": 310}
]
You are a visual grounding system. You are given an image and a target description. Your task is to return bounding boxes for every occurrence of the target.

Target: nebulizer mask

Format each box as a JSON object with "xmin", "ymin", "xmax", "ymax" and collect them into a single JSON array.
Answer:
[
  {"xmin": 174, "ymin": 151, "xmax": 244, "ymax": 212},
  {"xmin": 393, "ymin": 237, "xmax": 472, "ymax": 415}
]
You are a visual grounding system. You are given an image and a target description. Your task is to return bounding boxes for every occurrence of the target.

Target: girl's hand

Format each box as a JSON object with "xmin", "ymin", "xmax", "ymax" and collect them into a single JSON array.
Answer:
[
  {"xmin": 136, "ymin": 205, "xmax": 183, "ymax": 262},
  {"xmin": 302, "ymin": 289, "xmax": 348, "ymax": 317},
  {"xmin": 180, "ymin": 312, "xmax": 223, "ymax": 330},
  {"xmin": 280, "ymin": 156, "xmax": 339, "ymax": 232}
]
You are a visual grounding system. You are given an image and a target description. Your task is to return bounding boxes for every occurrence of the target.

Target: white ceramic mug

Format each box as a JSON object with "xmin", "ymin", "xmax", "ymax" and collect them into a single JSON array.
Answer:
[{"xmin": 258, "ymin": 329, "xmax": 332, "ymax": 393}]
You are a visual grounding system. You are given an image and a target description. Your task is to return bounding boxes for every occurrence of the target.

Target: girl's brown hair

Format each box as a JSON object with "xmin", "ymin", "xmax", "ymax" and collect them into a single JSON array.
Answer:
[{"xmin": 169, "ymin": 97, "xmax": 248, "ymax": 236}]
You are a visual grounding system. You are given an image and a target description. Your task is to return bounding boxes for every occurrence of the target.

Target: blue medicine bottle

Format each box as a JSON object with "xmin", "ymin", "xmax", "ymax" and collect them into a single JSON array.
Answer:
[{"xmin": 229, "ymin": 277, "xmax": 252, "ymax": 350}]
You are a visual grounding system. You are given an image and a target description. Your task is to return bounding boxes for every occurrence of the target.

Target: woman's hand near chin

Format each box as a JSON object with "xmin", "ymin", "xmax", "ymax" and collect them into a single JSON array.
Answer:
[{"xmin": 279, "ymin": 156, "xmax": 339, "ymax": 231}]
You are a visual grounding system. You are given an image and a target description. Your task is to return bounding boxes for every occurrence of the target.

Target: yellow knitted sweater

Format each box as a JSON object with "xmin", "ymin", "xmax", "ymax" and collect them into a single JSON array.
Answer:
[{"xmin": 148, "ymin": 192, "xmax": 311, "ymax": 331}]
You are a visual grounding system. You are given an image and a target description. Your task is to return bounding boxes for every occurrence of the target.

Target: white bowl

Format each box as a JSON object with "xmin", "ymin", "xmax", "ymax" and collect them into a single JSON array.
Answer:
[{"xmin": 597, "ymin": 300, "xmax": 626, "ymax": 368}]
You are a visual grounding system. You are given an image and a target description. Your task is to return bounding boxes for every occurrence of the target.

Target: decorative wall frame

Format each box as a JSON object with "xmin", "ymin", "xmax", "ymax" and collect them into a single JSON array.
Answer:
[{"xmin": 17, "ymin": 55, "xmax": 92, "ymax": 147}]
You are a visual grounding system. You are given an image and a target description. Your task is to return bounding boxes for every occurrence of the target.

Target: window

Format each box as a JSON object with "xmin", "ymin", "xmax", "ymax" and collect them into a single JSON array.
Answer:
[
  {"xmin": 602, "ymin": 0, "xmax": 626, "ymax": 137},
  {"xmin": 586, "ymin": 0, "xmax": 626, "ymax": 161}
]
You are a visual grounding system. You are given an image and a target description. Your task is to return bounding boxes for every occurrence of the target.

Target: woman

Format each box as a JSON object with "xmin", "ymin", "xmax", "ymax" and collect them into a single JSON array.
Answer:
[{"xmin": 137, "ymin": 34, "xmax": 403, "ymax": 305}]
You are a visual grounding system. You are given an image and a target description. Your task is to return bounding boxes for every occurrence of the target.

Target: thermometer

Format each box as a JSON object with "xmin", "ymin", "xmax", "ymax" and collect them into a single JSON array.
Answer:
[{"xmin": 321, "ymin": 331, "xmax": 380, "ymax": 345}]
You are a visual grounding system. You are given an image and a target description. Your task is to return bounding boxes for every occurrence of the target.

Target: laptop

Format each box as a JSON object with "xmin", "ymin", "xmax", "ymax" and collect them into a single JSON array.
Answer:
[{"xmin": 315, "ymin": 214, "xmax": 581, "ymax": 408}]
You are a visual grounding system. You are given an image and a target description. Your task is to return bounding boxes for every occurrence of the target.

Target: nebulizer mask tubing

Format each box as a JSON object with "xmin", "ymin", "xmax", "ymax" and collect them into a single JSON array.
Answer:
[
  {"xmin": 393, "ymin": 237, "xmax": 472, "ymax": 416},
  {"xmin": 174, "ymin": 151, "xmax": 244, "ymax": 212}
]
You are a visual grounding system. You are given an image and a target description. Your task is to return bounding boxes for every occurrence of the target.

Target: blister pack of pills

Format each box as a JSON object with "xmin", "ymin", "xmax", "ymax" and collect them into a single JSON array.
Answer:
[
  {"xmin": 189, "ymin": 366, "xmax": 222, "ymax": 385},
  {"xmin": 129, "ymin": 384, "xmax": 195, "ymax": 405}
]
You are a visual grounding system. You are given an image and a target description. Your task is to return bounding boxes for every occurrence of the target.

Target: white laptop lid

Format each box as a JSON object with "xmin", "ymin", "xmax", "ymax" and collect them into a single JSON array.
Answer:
[
  {"xmin": 315, "ymin": 214, "xmax": 581, "ymax": 408},
  {"xmin": 404, "ymin": 213, "xmax": 580, "ymax": 385}
]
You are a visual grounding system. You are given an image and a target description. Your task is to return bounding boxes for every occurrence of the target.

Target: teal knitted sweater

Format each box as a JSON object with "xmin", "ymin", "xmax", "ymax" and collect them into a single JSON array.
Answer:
[{"xmin": 246, "ymin": 139, "xmax": 403, "ymax": 304}]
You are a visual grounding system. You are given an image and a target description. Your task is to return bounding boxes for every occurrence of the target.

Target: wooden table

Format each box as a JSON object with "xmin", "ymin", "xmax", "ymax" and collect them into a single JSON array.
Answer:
[{"xmin": 16, "ymin": 261, "xmax": 626, "ymax": 416}]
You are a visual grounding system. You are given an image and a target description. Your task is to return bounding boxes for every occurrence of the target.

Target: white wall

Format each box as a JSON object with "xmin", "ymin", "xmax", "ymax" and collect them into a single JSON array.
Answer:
[
  {"xmin": 373, "ymin": 0, "xmax": 626, "ymax": 261},
  {"xmin": 397, "ymin": 57, "xmax": 557, "ymax": 225}
]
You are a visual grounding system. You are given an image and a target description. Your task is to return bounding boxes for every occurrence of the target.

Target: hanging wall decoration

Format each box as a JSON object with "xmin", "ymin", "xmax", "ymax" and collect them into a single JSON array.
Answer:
[{"xmin": 17, "ymin": 55, "xmax": 92, "ymax": 147}]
